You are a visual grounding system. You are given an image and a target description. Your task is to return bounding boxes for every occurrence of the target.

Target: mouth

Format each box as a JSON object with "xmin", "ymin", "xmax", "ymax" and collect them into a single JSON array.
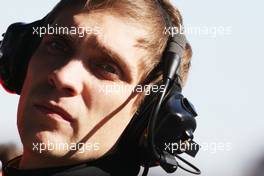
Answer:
[{"xmin": 33, "ymin": 101, "xmax": 74, "ymax": 123}]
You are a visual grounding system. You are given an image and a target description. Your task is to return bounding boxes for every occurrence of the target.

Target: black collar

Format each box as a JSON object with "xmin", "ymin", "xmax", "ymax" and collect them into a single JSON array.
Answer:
[{"xmin": 3, "ymin": 153, "xmax": 140, "ymax": 176}]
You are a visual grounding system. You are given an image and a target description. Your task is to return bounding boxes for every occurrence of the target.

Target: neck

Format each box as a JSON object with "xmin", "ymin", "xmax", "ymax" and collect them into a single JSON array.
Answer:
[
  {"xmin": 19, "ymin": 149, "xmax": 49, "ymax": 169},
  {"xmin": 19, "ymin": 149, "xmax": 77, "ymax": 169}
]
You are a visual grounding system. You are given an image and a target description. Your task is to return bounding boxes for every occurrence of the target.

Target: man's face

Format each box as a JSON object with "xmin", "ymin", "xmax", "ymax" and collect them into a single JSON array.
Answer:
[{"xmin": 17, "ymin": 7, "xmax": 148, "ymax": 163}]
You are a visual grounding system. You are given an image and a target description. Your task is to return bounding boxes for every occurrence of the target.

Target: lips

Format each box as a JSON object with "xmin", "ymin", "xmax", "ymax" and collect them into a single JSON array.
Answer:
[{"xmin": 34, "ymin": 101, "xmax": 74, "ymax": 123}]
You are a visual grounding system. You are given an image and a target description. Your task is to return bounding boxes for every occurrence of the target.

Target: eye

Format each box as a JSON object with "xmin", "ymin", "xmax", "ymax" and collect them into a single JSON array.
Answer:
[
  {"xmin": 47, "ymin": 40, "xmax": 67, "ymax": 53},
  {"xmin": 43, "ymin": 36, "xmax": 72, "ymax": 55},
  {"xmin": 50, "ymin": 41, "xmax": 64, "ymax": 50},
  {"xmin": 91, "ymin": 61, "xmax": 122, "ymax": 80},
  {"xmin": 98, "ymin": 63, "xmax": 117, "ymax": 74}
]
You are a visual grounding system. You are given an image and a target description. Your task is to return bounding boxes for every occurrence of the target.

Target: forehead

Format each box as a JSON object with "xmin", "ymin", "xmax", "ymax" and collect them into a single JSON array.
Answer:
[{"xmin": 51, "ymin": 6, "xmax": 149, "ymax": 83}]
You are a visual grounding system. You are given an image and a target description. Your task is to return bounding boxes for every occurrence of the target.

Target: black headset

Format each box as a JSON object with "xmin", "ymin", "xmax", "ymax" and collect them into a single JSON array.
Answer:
[{"xmin": 0, "ymin": 1, "xmax": 201, "ymax": 175}]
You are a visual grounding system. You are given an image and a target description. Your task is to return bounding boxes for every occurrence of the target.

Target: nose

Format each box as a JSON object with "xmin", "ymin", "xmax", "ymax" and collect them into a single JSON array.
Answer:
[{"xmin": 48, "ymin": 60, "xmax": 84, "ymax": 96}]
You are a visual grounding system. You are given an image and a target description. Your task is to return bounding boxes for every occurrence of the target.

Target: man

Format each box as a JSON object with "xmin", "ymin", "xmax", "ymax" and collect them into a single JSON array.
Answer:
[{"xmin": 1, "ymin": 0, "xmax": 193, "ymax": 175}]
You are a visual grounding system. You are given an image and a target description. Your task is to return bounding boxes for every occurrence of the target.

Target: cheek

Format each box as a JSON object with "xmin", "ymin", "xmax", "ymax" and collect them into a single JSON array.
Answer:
[
  {"xmin": 18, "ymin": 55, "xmax": 38, "ymax": 113},
  {"xmin": 77, "ymin": 81, "xmax": 137, "ymax": 133},
  {"xmin": 17, "ymin": 53, "xmax": 49, "ymax": 134},
  {"xmin": 17, "ymin": 66, "xmax": 33, "ymax": 124},
  {"xmin": 19, "ymin": 52, "xmax": 47, "ymax": 99},
  {"xmin": 79, "ymin": 82, "xmax": 137, "ymax": 151},
  {"xmin": 94, "ymin": 90, "xmax": 137, "ymax": 149},
  {"xmin": 17, "ymin": 66, "xmax": 35, "ymax": 143},
  {"xmin": 89, "ymin": 82, "xmax": 135, "ymax": 117}
]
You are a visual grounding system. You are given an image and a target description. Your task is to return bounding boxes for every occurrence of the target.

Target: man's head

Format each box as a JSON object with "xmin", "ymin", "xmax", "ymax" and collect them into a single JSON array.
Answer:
[{"xmin": 16, "ymin": 0, "xmax": 192, "ymax": 169}]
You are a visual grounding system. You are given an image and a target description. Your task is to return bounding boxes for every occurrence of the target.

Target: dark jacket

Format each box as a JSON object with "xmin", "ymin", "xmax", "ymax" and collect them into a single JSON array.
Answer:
[{"xmin": 2, "ymin": 152, "xmax": 141, "ymax": 176}]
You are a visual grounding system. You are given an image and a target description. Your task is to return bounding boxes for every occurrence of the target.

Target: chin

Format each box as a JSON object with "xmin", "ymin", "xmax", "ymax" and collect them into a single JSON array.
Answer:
[{"xmin": 25, "ymin": 131, "xmax": 71, "ymax": 157}]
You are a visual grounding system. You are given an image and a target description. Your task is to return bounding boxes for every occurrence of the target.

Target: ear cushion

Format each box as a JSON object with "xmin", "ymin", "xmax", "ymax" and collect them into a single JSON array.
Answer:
[
  {"xmin": 0, "ymin": 19, "xmax": 44, "ymax": 94},
  {"xmin": 116, "ymin": 82, "xmax": 165, "ymax": 165},
  {"xmin": 116, "ymin": 81, "xmax": 184, "ymax": 165}
]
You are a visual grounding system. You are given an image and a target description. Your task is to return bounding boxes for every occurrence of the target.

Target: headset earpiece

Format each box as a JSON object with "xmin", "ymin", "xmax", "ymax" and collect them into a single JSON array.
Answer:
[{"xmin": 0, "ymin": 19, "xmax": 44, "ymax": 94}]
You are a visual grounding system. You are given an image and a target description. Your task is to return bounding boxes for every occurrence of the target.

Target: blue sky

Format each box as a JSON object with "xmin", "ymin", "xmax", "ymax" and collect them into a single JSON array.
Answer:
[{"xmin": 1, "ymin": 0, "xmax": 264, "ymax": 175}]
